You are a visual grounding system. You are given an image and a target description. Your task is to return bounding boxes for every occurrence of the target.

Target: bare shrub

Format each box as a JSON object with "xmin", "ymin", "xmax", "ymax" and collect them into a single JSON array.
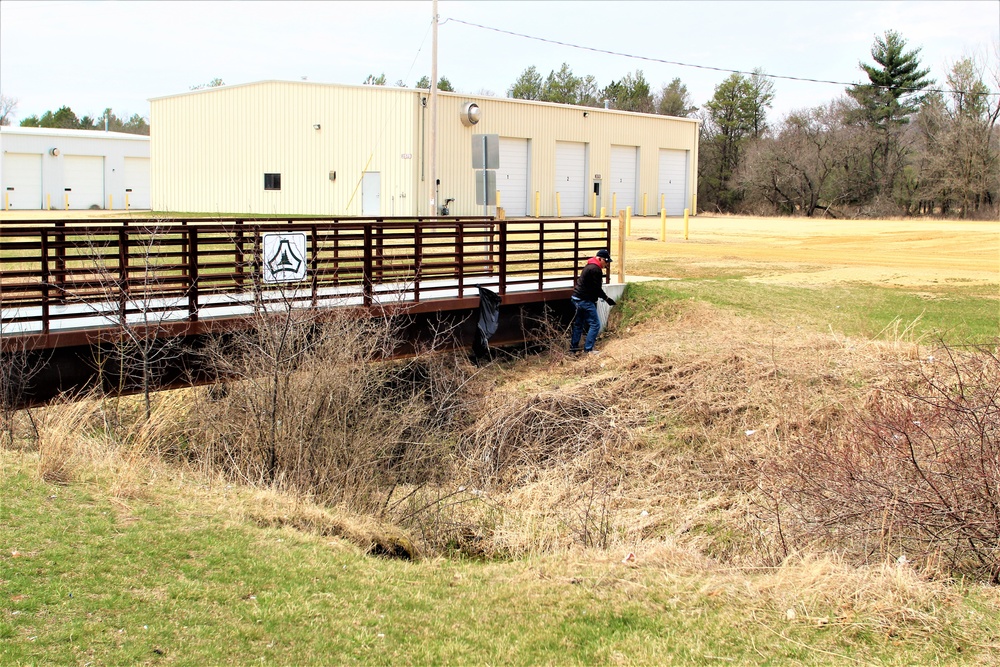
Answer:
[
  {"xmin": 458, "ymin": 386, "xmax": 634, "ymax": 490},
  {"xmin": 0, "ymin": 340, "xmax": 44, "ymax": 448},
  {"xmin": 763, "ymin": 343, "xmax": 1000, "ymax": 581},
  {"xmin": 186, "ymin": 306, "xmax": 482, "ymax": 516}
]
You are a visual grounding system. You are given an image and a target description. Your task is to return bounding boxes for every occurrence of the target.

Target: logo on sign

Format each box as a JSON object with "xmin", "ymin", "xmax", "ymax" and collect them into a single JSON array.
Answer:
[{"xmin": 263, "ymin": 233, "xmax": 307, "ymax": 283}]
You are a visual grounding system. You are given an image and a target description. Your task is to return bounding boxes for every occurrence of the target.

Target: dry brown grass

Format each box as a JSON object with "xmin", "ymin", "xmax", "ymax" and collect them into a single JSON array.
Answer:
[{"xmin": 415, "ymin": 299, "xmax": 959, "ymax": 570}]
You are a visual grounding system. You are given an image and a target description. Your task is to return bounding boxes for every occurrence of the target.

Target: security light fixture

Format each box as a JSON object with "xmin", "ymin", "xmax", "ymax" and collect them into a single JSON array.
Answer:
[
  {"xmin": 460, "ymin": 102, "xmax": 481, "ymax": 126},
  {"xmin": 313, "ymin": 123, "xmax": 321, "ymax": 130},
  {"xmin": 583, "ymin": 112, "xmax": 588, "ymax": 117},
  {"xmin": 49, "ymin": 148, "xmax": 60, "ymax": 156}
]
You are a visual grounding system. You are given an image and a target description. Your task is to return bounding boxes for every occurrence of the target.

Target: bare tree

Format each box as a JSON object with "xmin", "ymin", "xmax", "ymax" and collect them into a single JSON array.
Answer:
[
  {"xmin": 0, "ymin": 93, "xmax": 17, "ymax": 125},
  {"xmin": 914, "ymin": 55, "xmax": 1000, "ymax": 218}
]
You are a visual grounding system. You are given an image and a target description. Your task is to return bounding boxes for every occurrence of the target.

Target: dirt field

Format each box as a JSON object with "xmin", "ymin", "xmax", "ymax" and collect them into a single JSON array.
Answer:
[
  {"xmin": 621, "ymin": 213, "xmax": 999, "ymax": 290},
  {"xmin": 3, "ymin": 209, "xmax": 997, "ymax": 290}
]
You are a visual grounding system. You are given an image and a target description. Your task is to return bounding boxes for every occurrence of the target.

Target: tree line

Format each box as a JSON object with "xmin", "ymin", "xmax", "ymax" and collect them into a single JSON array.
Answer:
[
  {"xmin": 14, "ymin": 106, "xmax": 150, "ymax": 135},
  {"xmin": 5, "ymin": 32, "xmax": 995, "ymax": 219},
  {"xmin": 705, "ymin": 31, "xmax": 998, "ymax": 219}
]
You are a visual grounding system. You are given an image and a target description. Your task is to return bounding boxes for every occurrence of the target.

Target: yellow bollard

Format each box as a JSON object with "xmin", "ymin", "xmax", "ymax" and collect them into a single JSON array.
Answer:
[
  {"xmin": 556, "ymin": 192, "xmax": 562, "ymax": 217},
  {"xmin": 125, "ymin": 193, "xmax": 130, "ymax": 210},
  {"xmin": 642, "ymin": 193, "xmax": 648, "ymax": 217},
  {"xmin": 660, "ymin": 208, "xmax": 666, "ymax": 241},
  {"xmin": 496, "ymin": 190, "xmax": 501, "ymax": 208},
  {"xmin": 684, "ymin": 208, "xmax": 690, "ymax": 240},
  {"xmin": 611, "ymin": 193, "xmax": 617, "ymax": 217},
  {"xmin": 4, "ymin": 192, "xmax": 8, "ymax": 211},
  {"xmin": 108, "ymin": 194, "xmax": 113, "ymax": 210},
  {"xmin": 535, "ymin": 191, "xmax": 540, "ymax": 218},
  {"xmin": 600, "ymin": 206, "xmax": 606, "ymax": 218},
  {"xmin": 625, "ymin": 206, "xmax": 632, "ymax": 237},
  {"xmin": 660, "ymin": 193, "xmax": 665, "ymax": 211},
  {"xmin": 64, "ymin": 194, "xmax": 69, "ymax": 210},
  {"xmin": 591, "ymin": 192, "xmax": 597, "ymax": 217},
  {"xmin": 46, "ymin": 194, "xmax": 51, "ymax": 210}
]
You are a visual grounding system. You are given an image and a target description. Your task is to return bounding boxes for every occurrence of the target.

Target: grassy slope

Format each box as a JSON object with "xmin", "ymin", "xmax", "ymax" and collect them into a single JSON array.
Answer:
[
  {"xmin": 3, "ymin": 262, "xmax": 1000, "ymax": 665},
  {"xmin": 3, "ymin": 453, "xmax": 998, "ymax": 666}
]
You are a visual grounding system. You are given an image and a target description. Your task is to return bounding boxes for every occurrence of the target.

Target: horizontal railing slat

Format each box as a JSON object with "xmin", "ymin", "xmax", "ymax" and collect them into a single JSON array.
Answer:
[{"xmin": 2, "ymin": 216, "xmax": 610, "ymax": 341}]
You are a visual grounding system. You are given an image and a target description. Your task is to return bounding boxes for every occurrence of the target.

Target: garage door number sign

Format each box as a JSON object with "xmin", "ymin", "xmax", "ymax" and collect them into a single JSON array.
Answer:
[{"xmin": 263, "ymin": 233, "xmax": 307, "ymax": 283}]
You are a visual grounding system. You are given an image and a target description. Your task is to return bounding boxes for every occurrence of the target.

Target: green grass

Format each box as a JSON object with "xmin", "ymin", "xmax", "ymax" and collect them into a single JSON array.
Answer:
[
  {"xmin": 2, "ymin": 453, "xmax": 998, "ymax": 666},
  {"xmin": 3, "ymin": 270, "xmax": 1000, "ymax": 665},
  {"xmin": 620, "ymin": 278, "xmax": 999, "ymax": 344}
]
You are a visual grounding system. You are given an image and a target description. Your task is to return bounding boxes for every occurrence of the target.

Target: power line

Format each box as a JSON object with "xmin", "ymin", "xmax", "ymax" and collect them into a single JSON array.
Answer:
[{"xmin": 441, "ymin": 16, "xmax": 999, "ymax": 98}]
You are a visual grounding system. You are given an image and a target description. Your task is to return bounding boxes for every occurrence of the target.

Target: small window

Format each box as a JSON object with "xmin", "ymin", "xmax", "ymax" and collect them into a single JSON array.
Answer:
[{"xmin": 264, "ymin": 173, "xmax": 281, "ymax": 190}]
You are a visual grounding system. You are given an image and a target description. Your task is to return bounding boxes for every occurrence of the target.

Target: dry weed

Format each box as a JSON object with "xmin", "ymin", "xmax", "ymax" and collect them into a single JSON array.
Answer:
[
  {"xmin": 749, "ymin": 554, "xmax": 965, "ymax": 639},
  {"xmin": 458, "ymin": 385, "xmax": 635, "ymax": 490},
  {"xmin": 34, "ymin": 396, "xmax": 102, "ymax": 484}
]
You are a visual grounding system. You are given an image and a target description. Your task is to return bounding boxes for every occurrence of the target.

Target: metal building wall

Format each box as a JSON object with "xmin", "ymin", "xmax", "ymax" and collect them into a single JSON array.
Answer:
[
  {"xmin": 151, "ymin": 81, "xmax": 420, "ymax": 216},
  {"xmin": 150, "ymin": 82, "xmax": 699, "ymax": 217},
  {"xmin": 407, "ymin": 92, "xmax": 699, "ymax": 218}
]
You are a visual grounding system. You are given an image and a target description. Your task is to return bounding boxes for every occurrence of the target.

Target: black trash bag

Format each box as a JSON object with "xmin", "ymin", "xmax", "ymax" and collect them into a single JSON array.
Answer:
[{"xmin": 473, "ymin": 286, "xmax": 502, "ymax": 358}]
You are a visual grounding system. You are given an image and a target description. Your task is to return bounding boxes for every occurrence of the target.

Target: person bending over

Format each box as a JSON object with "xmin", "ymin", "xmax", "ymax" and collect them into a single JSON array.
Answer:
[{"xmin": 569, "ymin": 248, "xmax": 616, "ymax": 355}]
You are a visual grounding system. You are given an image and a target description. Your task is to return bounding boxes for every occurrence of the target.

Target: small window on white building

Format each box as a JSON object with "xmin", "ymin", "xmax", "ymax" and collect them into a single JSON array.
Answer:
[{"xmin": 264, "ymin": 173, "xmax": 281, "ymax": 190}]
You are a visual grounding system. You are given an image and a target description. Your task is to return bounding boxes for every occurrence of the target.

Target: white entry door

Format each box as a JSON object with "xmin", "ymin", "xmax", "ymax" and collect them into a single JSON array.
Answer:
[
  {"xmin": 362, "ymin": 171, "xmax": 381, "ymax": 216},
  {"xmin": 124, "ymin": 157, "xmax": 151, "ymax": 209}
]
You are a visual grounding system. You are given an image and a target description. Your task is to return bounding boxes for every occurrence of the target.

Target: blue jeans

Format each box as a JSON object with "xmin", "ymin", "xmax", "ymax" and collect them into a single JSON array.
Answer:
[{"xmin": 570, "ymin": 298, "xmax": 601, "ymax": 352}]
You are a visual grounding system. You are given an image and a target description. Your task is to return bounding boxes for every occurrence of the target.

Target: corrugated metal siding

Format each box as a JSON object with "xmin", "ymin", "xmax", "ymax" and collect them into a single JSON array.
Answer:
[
  {"xmin": 151, "ymin": 82, "xmax": 698, "ymax": 217},
  {"xmin": 436, "ymin": 94, "xmax": 698, "ymax": 217},
  {"xmin": 152, "ymin": 81, "xmax": 419, "ymax": 215}
]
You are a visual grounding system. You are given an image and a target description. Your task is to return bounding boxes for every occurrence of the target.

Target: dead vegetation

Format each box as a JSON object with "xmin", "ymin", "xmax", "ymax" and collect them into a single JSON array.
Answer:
[{"xmin": 4, "ymin": 292, "xmax": 999, "ymax": 593}]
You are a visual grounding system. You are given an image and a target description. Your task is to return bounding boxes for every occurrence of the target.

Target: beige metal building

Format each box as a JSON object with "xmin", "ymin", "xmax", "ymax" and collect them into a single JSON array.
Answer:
[{"xmin": 149, "ymin": 80, "xmax": 698, "ymax": 217}]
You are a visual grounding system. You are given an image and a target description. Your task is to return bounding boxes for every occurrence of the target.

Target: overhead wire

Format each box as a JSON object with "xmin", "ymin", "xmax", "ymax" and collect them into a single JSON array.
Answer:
[
  {"xmin": 441, "ymin": 16, "xmax": 999, "ymax": 98},
  {"xmin": 347, "ymin": 15, "xmax": 435, "ymax": 212}
]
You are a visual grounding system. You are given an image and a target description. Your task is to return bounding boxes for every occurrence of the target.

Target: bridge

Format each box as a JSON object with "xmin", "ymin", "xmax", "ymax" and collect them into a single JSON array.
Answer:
[{"xmin": 1, "ymin": 216, "xmax": 614, "ymax": 406}]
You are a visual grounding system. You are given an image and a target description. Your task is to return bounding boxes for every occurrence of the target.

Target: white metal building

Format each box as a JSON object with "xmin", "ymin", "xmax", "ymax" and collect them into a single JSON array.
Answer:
[
  {"xmin": 150, "ymin": 81, "xmax": 699, "ymax": 217},
  {"xmin": 0, "ymin": 126, "xmax": 151, "ymax": 211}
]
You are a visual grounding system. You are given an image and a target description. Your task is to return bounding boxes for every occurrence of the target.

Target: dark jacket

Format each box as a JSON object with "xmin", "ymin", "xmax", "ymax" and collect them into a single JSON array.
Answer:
[{"xmin": 572, "ymin": 258, "xmax": 609, "ymax": 303}]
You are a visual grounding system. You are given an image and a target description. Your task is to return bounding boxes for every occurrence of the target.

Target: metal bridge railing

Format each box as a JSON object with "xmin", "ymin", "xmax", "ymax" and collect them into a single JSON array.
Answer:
[{"xmin": 1, "ymin": 216, "xmax": 611, "ymax": 346}]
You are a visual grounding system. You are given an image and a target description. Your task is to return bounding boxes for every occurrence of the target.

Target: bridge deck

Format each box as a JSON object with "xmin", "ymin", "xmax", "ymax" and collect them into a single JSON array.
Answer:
[{"xmin": 2, "ymin": 216, "xmax": 611, "ymax": 351}]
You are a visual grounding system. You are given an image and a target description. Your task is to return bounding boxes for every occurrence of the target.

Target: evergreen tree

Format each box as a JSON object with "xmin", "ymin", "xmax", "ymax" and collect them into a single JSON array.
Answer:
[
  {"xmin": 845, "ymin": 30, "xmax": 934, "ymax": 207},
  {"xmin": 507, "ymin": 66, "xmax": 544, "ymax": 100},
  {"xmin": 541, "ymin": 63, "xmax": 581, "ymax": 104},
  {"xmin": 415, "ymin": 75, "xmax": 455, "ymax": 91},
  {"xmin": 656, "ymin": 78, "xmax": 698, "ymax": 117},
  {"xmin": 601, "ymin": 70, "xmax": 654, "ymax": 113},
  {"xmin": 847, "ymin": 30, "xmax": 933, "ymax": 128}
]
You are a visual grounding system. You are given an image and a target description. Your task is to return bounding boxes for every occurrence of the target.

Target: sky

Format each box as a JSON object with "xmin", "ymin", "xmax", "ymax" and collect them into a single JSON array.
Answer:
[{"xmin": 1, "ymin": 0, "xmax": 998, "ymax": 125}]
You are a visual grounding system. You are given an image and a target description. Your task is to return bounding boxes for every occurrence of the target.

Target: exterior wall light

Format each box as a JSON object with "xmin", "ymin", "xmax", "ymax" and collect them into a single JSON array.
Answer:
[
  {"xmin": 49, "ymin": 148, "xmax": 60, "ymax": 156},
  {"xmin": 460, "ymin": 102, "xmax": 481, "ymax": 126},
  {"xmin": 313, "ymin": 123, "xmax": 321, "ymax": 130}
]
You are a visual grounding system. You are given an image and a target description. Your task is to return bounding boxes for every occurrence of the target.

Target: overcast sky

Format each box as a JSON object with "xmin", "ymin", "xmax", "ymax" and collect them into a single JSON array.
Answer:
[{"xmin": 1, "ymin": 0, "xmax": 997, "ymax": 125}]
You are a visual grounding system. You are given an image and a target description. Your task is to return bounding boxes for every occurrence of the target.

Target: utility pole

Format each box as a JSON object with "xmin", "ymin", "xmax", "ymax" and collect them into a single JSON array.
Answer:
[{"xmin": 429, "ymin": 0, "xmax": 438, "ymax": 216}]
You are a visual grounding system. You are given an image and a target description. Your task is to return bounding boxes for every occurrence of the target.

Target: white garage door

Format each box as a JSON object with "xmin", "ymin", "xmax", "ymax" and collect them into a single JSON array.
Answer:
[
  {"xmin": 124, "ymin": 157, "xmax": 151, "ymax": 209},
  {"xmin": 497, "ymin": 137, "xmax": 528, "ymax": 216},
  {"xmin": 2, "ymin": 153, "xmax": 43, "ymax": 210},
  {"xmin": 555, "ymin": 141, "xmax": 586, "ymax": 216},
  {"xmin": 609, "ymin": 145, "xmax": 638, "ymax": 215},
  {"xmin": 658, "ymin": 149, "xmax": 688, "ymax": 216},
  {"xmin": 64, "ymin": 155, "xmax": 105, "ymax": 209}
]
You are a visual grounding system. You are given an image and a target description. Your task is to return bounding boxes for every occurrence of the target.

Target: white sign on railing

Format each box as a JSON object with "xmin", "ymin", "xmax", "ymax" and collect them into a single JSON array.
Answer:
[{"xmin": 262, "ymin": 232, "xmax": 307, "ymax": 283}]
